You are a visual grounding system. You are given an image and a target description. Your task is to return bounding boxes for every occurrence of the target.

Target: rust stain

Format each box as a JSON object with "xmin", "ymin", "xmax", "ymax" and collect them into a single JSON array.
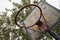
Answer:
[{"xmin": 44, "ymin": 15, "xmax": 47, "ymax": 19}]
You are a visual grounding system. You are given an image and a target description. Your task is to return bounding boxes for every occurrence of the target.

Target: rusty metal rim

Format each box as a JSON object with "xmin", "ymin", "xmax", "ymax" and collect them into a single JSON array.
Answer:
[{"xmin": 15, "ymin": 4, "xmax": 43, "ymax": 29}]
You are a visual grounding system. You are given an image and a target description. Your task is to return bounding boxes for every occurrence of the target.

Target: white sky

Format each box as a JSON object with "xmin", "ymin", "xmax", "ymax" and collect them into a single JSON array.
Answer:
[
  {"xmin": 0, "ymin": 0, "xmax": 21, "ymax": 12},
  {"xmin": 0, "ymin": 0, "xmax": 60, "ymax": 13},
  {"xmin": 46, "ymin": 0, "xmax": 60, "ymax": 10}
]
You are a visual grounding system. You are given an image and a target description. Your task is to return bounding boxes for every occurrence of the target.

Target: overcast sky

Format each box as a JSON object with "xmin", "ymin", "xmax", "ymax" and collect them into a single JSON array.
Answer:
[{"xmin": 0, "ymin": 0, "xmax": 60, "ymax": 12}]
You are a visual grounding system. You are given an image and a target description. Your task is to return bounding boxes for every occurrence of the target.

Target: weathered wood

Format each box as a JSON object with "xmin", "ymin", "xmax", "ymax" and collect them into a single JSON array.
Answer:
[{"xmin": 24, "ymin": 1, "xmax": 60, "ymax": 40}]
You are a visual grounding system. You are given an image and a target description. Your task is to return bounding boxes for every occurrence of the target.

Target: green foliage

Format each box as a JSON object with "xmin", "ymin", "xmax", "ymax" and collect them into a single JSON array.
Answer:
[
  {"xmin": 52, "ymin": 22, "xmax": 60, "ymax": 36},
  {"xmin": 22, "ymin": 0, "xmax": 30, "ymax": 5},
  {"xmin": 13, "ymin": 2, "xmax": 22, "ymax": 8},
  {"xmin": 34, "ymin": 0, "xmax": 38, "ymax": 3},
  {"xmin": 0, "ymin": 0, "xmax": 39, "ymax": 40},
  {"xmin": 42, "ymin": 0, "xmax": 46, "ymax": 2},
  {"xmin": 0, "ymin": 18, "xmax": 3, "ymax": 25},
  {"xmin": 7, "ymin": 17, "xmax": 11, "ymax": 25}
]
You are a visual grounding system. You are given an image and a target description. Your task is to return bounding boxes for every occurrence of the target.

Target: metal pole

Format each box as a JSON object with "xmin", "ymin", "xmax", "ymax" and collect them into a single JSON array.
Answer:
[
  {"xmin": 47, "ymin": 27, "xmax": 60, "ymax": 40},
  {"xmin": 23, "ymin": 22, "xmax": 31, "ymax": 40}
]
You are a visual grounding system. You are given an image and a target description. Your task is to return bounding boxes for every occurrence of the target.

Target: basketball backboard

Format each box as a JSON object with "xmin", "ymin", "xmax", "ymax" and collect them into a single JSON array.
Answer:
[{"xmin": 24, "ymin": 1, "xmax": 60, "ymax": 40}]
